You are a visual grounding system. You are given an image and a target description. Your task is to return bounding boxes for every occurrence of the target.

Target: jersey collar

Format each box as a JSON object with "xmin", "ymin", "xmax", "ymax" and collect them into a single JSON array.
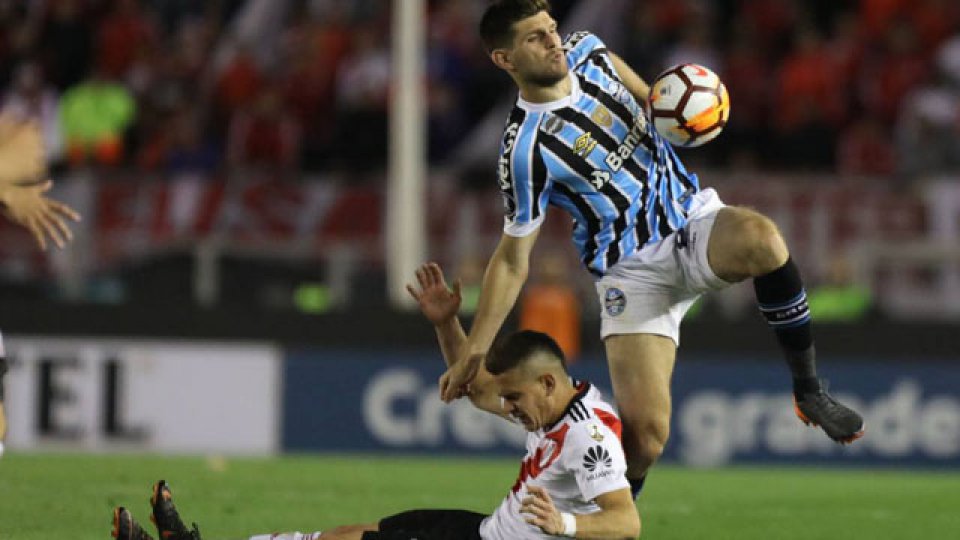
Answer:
[
  {"xmin": 542, "ymin": 379, "xmax": 592, "ymax": 433},
  {"xmin": 517, "ymin": 71, "xmax": 581, "ymax": 113}
]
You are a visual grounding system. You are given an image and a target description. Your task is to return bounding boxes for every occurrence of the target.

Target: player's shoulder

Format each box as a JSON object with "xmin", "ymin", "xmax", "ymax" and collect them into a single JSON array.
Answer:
[
  {"xmin": 563, "ymin": 31, "xmax": 606, "ymax": 54},
  {"xmin": 563, "ymin": 31, "xmax": 608, "ymax": 68},
  {"xmin": 559, "ymin": 408, "xmax": 625, "ymax": 471},
  {"xmin": 501, "ymin": 103, "xmax": 542, "ymax": 133},
  {"xmin": 498, "ymin": 104, "xmax": 542, "ymax": 158},
  {"xmin": 559, "ymin": 383, "xmax": 623, "ymax": 446}
]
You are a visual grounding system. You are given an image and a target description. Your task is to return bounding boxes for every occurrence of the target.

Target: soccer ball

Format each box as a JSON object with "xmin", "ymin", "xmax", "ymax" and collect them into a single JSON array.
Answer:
[{"xmin": 647, "ymin": 64, "xmax": 730, "ymax": 148}]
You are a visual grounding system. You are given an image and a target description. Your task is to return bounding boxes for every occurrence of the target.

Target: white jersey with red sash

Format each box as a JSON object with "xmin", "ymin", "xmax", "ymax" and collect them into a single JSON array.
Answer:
[{"xmin": 479, "ymin": 381, "xmax": 629, "ymax": 540}]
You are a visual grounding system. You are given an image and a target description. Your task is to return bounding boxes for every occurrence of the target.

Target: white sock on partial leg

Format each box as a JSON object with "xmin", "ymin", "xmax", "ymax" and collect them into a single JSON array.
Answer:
[{"xmin": 249, "ymin": 532, "xmax": 323, "ymax": 540}]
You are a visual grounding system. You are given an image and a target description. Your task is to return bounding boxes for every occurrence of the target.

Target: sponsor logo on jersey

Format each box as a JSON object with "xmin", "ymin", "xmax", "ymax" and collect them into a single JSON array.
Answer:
[
  {"xmin": 574, "ymin": 132, "xmax": 598, "ymax": 158},
  {"xmin": 604, "ymin": 115, "xmax": 648, "ymax": 172},
  {"xmin": 543, "ymin": 114, "xmax": 564, "ymax": 136},
  {"xmin": 590, "ymin": 106, "xmax": 613, "ymax": 128},
  {"xmin": 604, "ymin": 287, "xmax": 626, "ymax": 316},
  {"xmin": 589, "ymin": 170, "xmax": 611, "ymax": 190},
  {"xmin": 499, "ymin": 122, "xmax": 521, "ymax": 219},
  {"xmin": 583, "ymin": 445, "xmax": 613, "ymax": 472}
]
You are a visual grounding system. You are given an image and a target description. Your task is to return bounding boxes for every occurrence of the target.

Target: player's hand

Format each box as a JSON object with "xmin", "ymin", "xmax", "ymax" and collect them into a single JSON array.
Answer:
[
  {"xmin": 0, "ymin": 118, "xmax": 45, "ymax": 184},
  {"xmin": 405, "ymin": 262, "xmax": 462, "ymax": 326},
  {"xmin": 0, "ymin": 180, "xmax": 82, "ymax": 250},
  {"xmin": 439, "ymin": 350, "xmax": 483, "ymax": 403},
  {"xmin": 521, "ymin": 485, "xmax": 565, "ymax": 535}
]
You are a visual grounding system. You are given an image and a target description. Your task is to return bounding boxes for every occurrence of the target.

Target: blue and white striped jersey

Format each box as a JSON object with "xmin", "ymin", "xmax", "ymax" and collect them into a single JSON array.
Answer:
[{"xmin": 497, "ymin": 31, "xmax": 701, "ymax": 276}]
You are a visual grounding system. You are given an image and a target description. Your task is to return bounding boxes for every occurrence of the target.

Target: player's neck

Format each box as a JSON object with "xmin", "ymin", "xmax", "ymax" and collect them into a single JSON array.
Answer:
[
  {"xmin": 545, "ymin": 383, "xmax": 579, "ymax": 426},
  {"xmin": 518, "ymin": 73, "xmax": 572, "ymax": 104}
]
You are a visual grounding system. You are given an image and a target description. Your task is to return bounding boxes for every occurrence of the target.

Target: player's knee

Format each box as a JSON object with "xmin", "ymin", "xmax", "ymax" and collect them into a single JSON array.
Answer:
[
  {"xmin": 626, "ymin": 418, "xmax": 670, "ymax": 468},
  {"xmin": 325, "ymin": 524, "xmax": 375, "ymax": 539},
  {"xmin": 732, "ymin": 210, "xmax": 787, "ymax": 275}
]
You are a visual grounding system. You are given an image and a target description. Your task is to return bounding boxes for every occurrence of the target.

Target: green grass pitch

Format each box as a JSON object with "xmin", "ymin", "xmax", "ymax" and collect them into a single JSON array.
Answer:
[{"xmin": 1, "ymin": 454, "xmax": 958, "ymax": 539}]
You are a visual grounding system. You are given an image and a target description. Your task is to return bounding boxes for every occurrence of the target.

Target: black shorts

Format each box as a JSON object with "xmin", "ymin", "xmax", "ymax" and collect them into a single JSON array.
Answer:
[{"xmin": 360, "ymin": 509, "xmax": 487, "ymax": 540}]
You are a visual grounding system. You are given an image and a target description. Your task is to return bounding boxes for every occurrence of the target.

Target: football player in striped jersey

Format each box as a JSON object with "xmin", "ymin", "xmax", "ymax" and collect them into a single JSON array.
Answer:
[{"xmin": 440, "ymin": 0, "xmax": 864, "ymax": 500}]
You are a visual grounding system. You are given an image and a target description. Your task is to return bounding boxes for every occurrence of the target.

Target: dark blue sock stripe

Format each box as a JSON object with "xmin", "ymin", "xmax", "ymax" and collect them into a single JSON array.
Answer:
[{"xmin": 758, "ymin": 290, "xmax": 807, "ymax": 311}]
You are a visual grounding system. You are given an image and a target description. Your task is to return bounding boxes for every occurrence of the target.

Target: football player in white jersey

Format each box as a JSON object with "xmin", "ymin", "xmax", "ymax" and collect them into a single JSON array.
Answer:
[
  {"xmin": 0, "ymin": 116, "xmax": 81, "ymax": 458},
  {"xmin": 110, "ymin": 264, "xmax": 640, "ymax": 540}
]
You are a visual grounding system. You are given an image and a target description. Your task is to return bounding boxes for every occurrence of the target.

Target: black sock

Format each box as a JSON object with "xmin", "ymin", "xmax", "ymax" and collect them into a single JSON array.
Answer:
[
  {"xmin": 753, "ymin": 257, "xmax": 821, "ymax": 398},
  {"xmin": 629, "ymin": 475, "xmax": 647, "ymax": 499}
]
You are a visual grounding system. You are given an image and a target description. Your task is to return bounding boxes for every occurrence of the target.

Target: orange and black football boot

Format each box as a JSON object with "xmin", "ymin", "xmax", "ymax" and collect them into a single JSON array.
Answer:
[
  {"xmin": 149, "ymin": 480, "xmax": 202, "ymax": 540},
  {"xmin": 795, "ymin": 380, "xmax": 866, "ymax": 444},
  {"xmin": 112, "ymin": 507, "xmax": 155, "ymax": 540}
]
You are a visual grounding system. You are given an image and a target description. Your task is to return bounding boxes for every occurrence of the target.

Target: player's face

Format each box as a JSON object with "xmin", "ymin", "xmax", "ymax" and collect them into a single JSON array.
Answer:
[
  {"xmin": 505, "ymin": 12, "xmax": 567, "ymax": 87},
  {"xmin": 496, "ymin": 369, "xmax": 553, "ymax": 432}
]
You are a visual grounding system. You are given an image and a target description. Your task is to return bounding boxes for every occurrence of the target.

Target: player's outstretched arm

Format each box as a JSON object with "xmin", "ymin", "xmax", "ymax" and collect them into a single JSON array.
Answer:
[
  {"xmin": 440, "ymin": 229, "xmax": 539, "ymax": 403},
  {"xmin": 406, "ymin": 261, "xmax": 467, "ymax": 367},
  {"xmin": 0, "ymin": 116, "xmax": 82, "ymax": 250},
  {"xmin": 0, "ymin": 118, "xmax": 45, "ymax": 186},
  {"xmin": 522, "ymin": 486, "xmax": 640, "ymax": 539},
  {"xmin": 406, "ymin": 262, "xmax": 509, "ymax": 419},
  {"xmin": 609, "ymin": 52, "xmax": 650, "ymax": 105},
  {"xmin": 0, "ymin": 180, "xmax": 81, "ymax": 250}
]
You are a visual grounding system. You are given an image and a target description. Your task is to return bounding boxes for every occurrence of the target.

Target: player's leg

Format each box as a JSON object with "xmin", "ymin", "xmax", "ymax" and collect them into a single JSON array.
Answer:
[
  {"xmin": 315, "ymin": 525, "xmax": 376, "ymax": 539},
  {"xmin": 0, "ymin": 330, "xmax": 7, "ymax": 458},
  {"xmin": 112, "ymin": 507, "xmax": 155, "ymax": 540},
  {"xmin": 252, "ymin": 509, "xmax": 486, "ymax": 540},
  {"xmin": 248, "ymin": 532, "xmax": 329, "ymax": 540},
  {"xmin": 250, "ymin": 527, "xmax": 363, "ymax": 540},
  {"xmin": 149, "ymin": 480, "xmax": 202, "ymax": 540},
  {"xmin": 595, "ymin": 231, "xmax": 697, "ymax": 498},
  {"xmin": 603, "ymin": 333, "xmax": 676, "ymax": 497},
  {"xmin": 705, "ymin": 206, "xmax": 864, "ymax": 442}
]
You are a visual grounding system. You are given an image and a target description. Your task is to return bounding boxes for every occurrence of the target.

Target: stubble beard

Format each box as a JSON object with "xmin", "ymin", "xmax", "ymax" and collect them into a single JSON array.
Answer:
[{"xmin": 526, "ymin": 69, "xmax": 567, "ymax": 88}]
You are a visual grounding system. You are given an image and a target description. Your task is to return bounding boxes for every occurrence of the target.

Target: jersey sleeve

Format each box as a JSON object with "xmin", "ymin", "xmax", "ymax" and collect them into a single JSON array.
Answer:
[
  {"xmin": 562, "ymin": 418, "xmax": 630, "ymax": 502},
  {"xmin": 498, "ymin": 111, "xmax": 551, "ymax": 237},
  {"xmin": 563, "ymin": 31, "xmax": 607, "ymax": 70}
]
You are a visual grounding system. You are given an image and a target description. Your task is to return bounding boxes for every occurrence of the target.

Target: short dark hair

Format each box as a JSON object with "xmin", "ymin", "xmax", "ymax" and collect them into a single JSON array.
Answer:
[
  {"xmin": 485, "ymin": 330, "xmax": 567, "ymax": 375},
  {"xmin": 479, "ymin": 0, "xmax": 552, "ymax": 52}
]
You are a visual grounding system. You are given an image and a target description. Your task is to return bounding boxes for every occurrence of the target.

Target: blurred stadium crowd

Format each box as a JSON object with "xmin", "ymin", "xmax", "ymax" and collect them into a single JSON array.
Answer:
[
  {"xmin": 1, "ymin": 0, "xmax": 959, "ymax": 178},
  {"xmin": 0, "ymin": 0, "xmax": 959, "ymax": 322}
]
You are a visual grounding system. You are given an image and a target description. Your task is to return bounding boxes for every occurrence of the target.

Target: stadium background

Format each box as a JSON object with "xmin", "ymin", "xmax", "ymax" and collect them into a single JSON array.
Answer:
[{"xmin": 1, "ymin": 0, "xmax": 959, "ymax": 538}]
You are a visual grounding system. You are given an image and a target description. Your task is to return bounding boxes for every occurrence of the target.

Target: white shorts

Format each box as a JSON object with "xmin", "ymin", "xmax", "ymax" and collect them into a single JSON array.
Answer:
[{"xmin": 595, "ymin": 188, "xmax": 731, "ymax": 345}]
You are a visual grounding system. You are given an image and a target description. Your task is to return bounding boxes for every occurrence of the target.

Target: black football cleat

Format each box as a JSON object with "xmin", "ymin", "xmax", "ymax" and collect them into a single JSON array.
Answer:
[
  {"xmin": 150, "ymin": 480, "xmax": 202, "ymax": 540},
  {"xmin": 794, "ymin": 381, "xmax": 866, "ymax": 444},
  {"xmin": 112, "ymin": 507, "xmax": 155, "ymax": 540}
]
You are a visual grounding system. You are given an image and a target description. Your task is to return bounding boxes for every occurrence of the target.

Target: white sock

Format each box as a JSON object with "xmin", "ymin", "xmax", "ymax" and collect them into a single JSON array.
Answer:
[
  {"xmin": 249, "ymin": 532, "xmax": 322, "ymax": 540},
  {"xmin": 0, "ymin": 441, "xmax": 5, "ymax": 458}
]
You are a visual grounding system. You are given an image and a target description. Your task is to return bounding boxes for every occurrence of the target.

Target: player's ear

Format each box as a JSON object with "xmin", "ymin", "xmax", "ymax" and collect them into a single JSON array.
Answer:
[
  {"xmin": 490, "ymin": 49, "xmax": 514, "ymax": 71},
  {"xmin": 540, "ymin": 372, "xmax": 556, "ymax": 396}
]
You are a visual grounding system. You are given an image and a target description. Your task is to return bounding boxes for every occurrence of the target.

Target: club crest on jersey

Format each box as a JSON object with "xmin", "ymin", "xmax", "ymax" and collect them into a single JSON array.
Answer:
[
  {"xmin": 590, "ymin": 106, "xmax": 613, "ymax": 128},
  {"xmin": 583, "ymin": 446, "xmax": 613, "ymax": 472},
  {"xmin": 574, "ymin": 132, "xmax": 597, "ymax": 158},
  {"xmin": 542, "ymin": 114, "xmax": 564, "ymax": 136},
  {"xmin": 604, "ymin": 287, "xmax": 626, "ymax": 316},
  {"xmin": 590, "ymin": 424, "xmax": 605, "ymax": 442}
]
